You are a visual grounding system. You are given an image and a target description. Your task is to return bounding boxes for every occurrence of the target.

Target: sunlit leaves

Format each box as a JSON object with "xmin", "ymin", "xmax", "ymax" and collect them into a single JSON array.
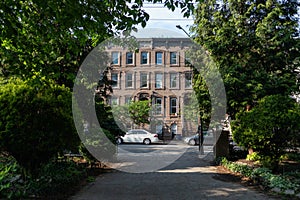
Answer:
[
  {"xmin": 0, "ymin": 0, "xmax": 152, "ymax": 87},
  {"xmin": 193, "ymin": 0, "xmax": 300, "ymax": 116},
  {"xmin": 232, "ymin": 95, "xmax": 300, "ymax": 167}
]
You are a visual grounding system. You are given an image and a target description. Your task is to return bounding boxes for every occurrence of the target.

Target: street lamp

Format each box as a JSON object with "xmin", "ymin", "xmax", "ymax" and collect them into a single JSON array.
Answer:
[
  {"xmin": 176, "ymin": 25, "xmax": 191, "ymax": 38},
  {"xmin": 198, "ymin": 111, "xmax": 204, "ymax": 154}
]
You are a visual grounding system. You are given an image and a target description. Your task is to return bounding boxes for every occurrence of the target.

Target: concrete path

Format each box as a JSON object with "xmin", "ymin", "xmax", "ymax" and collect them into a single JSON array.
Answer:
[{"xmin": 71, "ymin": 147, "xmax": 276, "ymax": 200}]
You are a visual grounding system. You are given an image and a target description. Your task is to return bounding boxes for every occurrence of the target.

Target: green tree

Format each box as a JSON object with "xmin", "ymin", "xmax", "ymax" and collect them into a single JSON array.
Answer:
[
  {"xmin": 0, "ymin": 0, "xmax": 154, "ymax": 87},
  {"xmin": 0, "ymin": 0, "xmax": 204, "ymax": 172},
  {"xmin": 0, "ymin": 77, "xmax": 79, "ymax": 174},
  {"xmin": 193, "ymin": 0, "xmax": 300, "ymax": 116},
  {"xmin": 0, "ymin": 0, "xmax": 202, "ymax": 87},
  {"xmin": 129, "ymin": 100, "xmax": 151, "ymax": 128},
  {"xmin": 111, "ymin": 103, "xmax": 132, "ymax": 132},
  {"xmin": 95, "ymin": 97, "xmax": 125, "ymax": 138},
  {"xmin": 232, "ymin": 95, "xmax": 300, "ymax": 170}
]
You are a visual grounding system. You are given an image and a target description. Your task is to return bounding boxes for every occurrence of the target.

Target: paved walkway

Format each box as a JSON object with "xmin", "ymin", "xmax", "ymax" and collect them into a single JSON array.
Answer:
[{"xmin": 71, "ymin": 148, "xmax": 276, "ymax": 200}]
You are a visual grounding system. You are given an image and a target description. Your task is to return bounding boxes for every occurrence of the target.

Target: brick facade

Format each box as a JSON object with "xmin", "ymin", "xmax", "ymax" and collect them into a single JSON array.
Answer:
[{"xmin": 106, "ymin": 38, "xmax": 197, "ymax": 137}]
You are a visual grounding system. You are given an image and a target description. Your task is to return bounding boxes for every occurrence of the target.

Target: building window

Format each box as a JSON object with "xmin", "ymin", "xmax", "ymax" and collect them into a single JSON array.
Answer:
[
  {"xmin": 111, "ymin": 97, "xmax": 119, "ymax": 106},
  {"xmin": 154, "ymin": 97, "xmax": 162, "ymax": 115},
  {"xmin": 155, "ymin": 73, "xmax": 163, "ymax": 89},
  {"xmin": 126, "ymin": 73, "xmax": 133, "ymax": 88},
  {"xmin": 185, "ymin": 72, "xmax": 192, "ymax": 88},
  {"xmin": 170, "ymin": 97, "xmax": 177, "ymax": 115},
  {"xmin": 111, "ymin": 73, "xmax": 118, "ymax": 88},
  {"xmin": 156, "ymin": 52, "xmax": 163, "ymax": 65},
  {"xmin": 112, "ymin": 52, "xmax": 119, "ymax": 65},
  {"xmin": 170, "ymin": 52, "xmax": 177, "ymax": 65},
  {"xmin": 170, "ymin": 73, "xmax": 178, "ymax": 88},
  {"xmin": 125, "ymin": 96, "xmax": 132, "ymax": 104},
  {"xmin": 126, "ymin": 52, "xmax": 133, "ymax": 65},
  {"xmin": 141, "ymin": 52, "xmax": 149, "ymax": 64},
  {"xmin": 140, "ymin": 73, "xmax": 148, "ymax": 88}
]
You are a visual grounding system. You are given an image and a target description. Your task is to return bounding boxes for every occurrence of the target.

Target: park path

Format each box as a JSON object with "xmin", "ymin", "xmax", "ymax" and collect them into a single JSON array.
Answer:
[{"xmin": 71, "ymin": 147, "xmax": 277, "ymax": 200}]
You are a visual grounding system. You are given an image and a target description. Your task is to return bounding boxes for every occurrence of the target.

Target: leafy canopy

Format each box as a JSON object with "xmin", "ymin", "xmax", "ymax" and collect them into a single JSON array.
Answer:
[
  {"xmin": 0, "ymin": 0, "xmax": 204, "ymax": 87},
  {"xmin": 232, "ymin": 95, "xmax": 300, "ymax": 168},
  {"xmin": 128, "ymin": 100, "xmax": 151, "ymax": 128},
  {"xmin": 193, "ymin": 0, "xmax": 300, "ymax": 116}
]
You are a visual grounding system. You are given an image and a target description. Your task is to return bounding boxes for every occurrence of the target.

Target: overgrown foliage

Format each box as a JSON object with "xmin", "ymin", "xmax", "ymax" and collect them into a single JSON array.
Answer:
[
  {"xmin": 0, "ymin": 0, "xmax": 202, "ymax": 87},
  {"xmin": 128, "ymin": 100, "xmax": 151, "ymax": 128},
  {"xmin": 0, "ymin": 154, "xmax": 86, "ymax": 199},
  {"xmin": 0, "ymin": 0, "xmax": 154, "ymax": 87},
  {"xmin": 95, "ymin": 98, "xmax": 124, "ymax": 138},
  {"xmin": 0, "ymin": 78, "xmax": 80, "ymax": 174},
  {"xmin": 219, "ymin": 157, "xmax": 300, "ymax": 194},
  {"xmin": 193, "ymin": 0, "xmax": 300, "ymax": 116},
  {"xmin": 232, "ymin": 95, "xmax": 300, "ymax": 170}
]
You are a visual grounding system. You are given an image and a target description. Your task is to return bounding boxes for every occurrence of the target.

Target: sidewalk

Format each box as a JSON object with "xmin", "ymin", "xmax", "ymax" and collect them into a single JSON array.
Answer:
[{"xmin": 71, "ymin": 148, "xmax": 277, "ymax": 200}]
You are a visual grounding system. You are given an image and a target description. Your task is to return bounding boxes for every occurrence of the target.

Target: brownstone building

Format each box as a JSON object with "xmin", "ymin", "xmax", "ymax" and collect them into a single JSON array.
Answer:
[{"xmin": 106, "ymin": 37, "xmax": 196, "ymax": 137}]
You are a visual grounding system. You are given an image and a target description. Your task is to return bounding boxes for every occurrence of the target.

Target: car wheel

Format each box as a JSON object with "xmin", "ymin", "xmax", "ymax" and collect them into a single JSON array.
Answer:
[
  {"xmin": 143, "ymin": 138, "xmax": 151, "ymax": 145},
  {"xmin": 188, "ymin": 139, "xmax": 196, "ymax": 146},
  {"xmin": 116, "ymin": 138, "xmax": 123, "ymax": 144}
]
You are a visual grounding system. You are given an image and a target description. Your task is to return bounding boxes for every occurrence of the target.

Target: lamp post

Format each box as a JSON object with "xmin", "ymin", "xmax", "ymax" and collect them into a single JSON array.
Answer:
[
  {"xmin": 176, "ymin": 25, "xmax": 191, "ymax": 38},
  {"xmin": 199, "ymin": 111, "xmax": 204, "ymax": 154}
]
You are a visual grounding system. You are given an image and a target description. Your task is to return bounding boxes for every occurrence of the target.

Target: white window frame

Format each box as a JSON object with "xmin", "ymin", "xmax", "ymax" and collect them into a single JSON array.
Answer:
[
  {"xmin": 141, "ymin": 51, "xmax": 149, "ymax": 65},
  {"xmin": 155, "ymin": 73, "xmax": 163, "ymax": 89},
  {"xmin": 154, "ymin": 97, "xmax": 162, "ymax": 115},
  {"xmin": 125, "ymin": 73, "xmax": 133, "ymax": 88},
  {"xmin": 155, "ymin": 52, "xmax": 163, "ymax": 65},
  {"xmin": 170, "ymin": 52, "xmax": 178, "ymax": 65},
  {"xmin": 170, "ymin": 73, "xmax": 178, "ymax": 89},
  {"xmin": 126, "ymin": 52, "xmax": 134, "ymax": 65},
  {"xmin": 112, "ymin": 52, "xmax": 119, "ymax": 65},
  {"xmin": 140, "ymin": 73, "xmax": 148, "ymax": 88},
  {"xmin": 111, "ymin": 73, "xmax": 118, "ymax": 88}
]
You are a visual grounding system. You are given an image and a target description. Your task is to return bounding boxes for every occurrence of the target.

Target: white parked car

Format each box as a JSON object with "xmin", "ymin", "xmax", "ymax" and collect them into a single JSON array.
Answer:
[{"xmin": 116, "ymin": 129, "xmax": 159, "ymax": 145}]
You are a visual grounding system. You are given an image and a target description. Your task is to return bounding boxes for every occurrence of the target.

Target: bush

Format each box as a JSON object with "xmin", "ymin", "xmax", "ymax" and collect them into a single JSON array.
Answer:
[
  {"xmin": 0, "ymin": 155, "xmax": 25, "ymax": 199},
  {"xmin": 229, "ymin": 143, "xmax": 248, "ymax": 161},
  {"xmin": 220, "ymin": 157, "xmax": 300, "ymax": 193},
  {"xmin": 232, "ymin": 95, "xmax": 300, "ymax": 170},
  {"xmin": 0, "ymin": 154, "xmax": 86, "ymax": 199},
  {"xmin": 220, "ymin": 157, "xmax": 253, "ymax": 177},
  {"xmin": 27, "ymin": 161, "xmax": 86, "ymax": 197},
  {"xmin": 0, "ymin": 77, "xmax": 80, "ymax": 174}
]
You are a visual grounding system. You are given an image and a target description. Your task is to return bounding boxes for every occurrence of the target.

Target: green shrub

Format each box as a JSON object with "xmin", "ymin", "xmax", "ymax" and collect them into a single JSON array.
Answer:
[
  {"xmin": 220, "ymin": 157, "xmax": 300, "ymax": 193},
  {"xmin": 246, "ymin": 152, "xmax": 261, "ymax": 162},
  {"xmin": 220, "ymin": 157, "xmax": 253, "ymax": 177},
  {"xmin": 0, "ymin": 155, "xmax": 86, "ymax": 199},
  {"xmin": 0, "ymin": 77, "xmax": 80, "ymax": 174},
  {"xmin": 285, "ymin": 153, "xmax": 300, "ymax": 162},
  {"xmin": 232, "ymin": 95, "xmax": 300, "ymax": 170},
  {"xmin": 0, "ymin": 157, "xmax": 25, "ymax": 199},
  {"xmin": 27, "ymin": 161, "xmax": 86, "ymax": 196}
]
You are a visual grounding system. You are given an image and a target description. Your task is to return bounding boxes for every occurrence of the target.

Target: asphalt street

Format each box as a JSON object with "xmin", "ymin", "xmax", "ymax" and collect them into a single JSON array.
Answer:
[{"xmin": 71, "ymin": 142, "xmax": 277, "ymax": 200}]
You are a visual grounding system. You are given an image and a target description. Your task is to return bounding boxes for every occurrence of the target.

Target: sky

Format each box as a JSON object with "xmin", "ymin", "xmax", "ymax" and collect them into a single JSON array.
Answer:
[{"xmin": 133, "ymin": 3, "xmax": 194, "ymax": 38}]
